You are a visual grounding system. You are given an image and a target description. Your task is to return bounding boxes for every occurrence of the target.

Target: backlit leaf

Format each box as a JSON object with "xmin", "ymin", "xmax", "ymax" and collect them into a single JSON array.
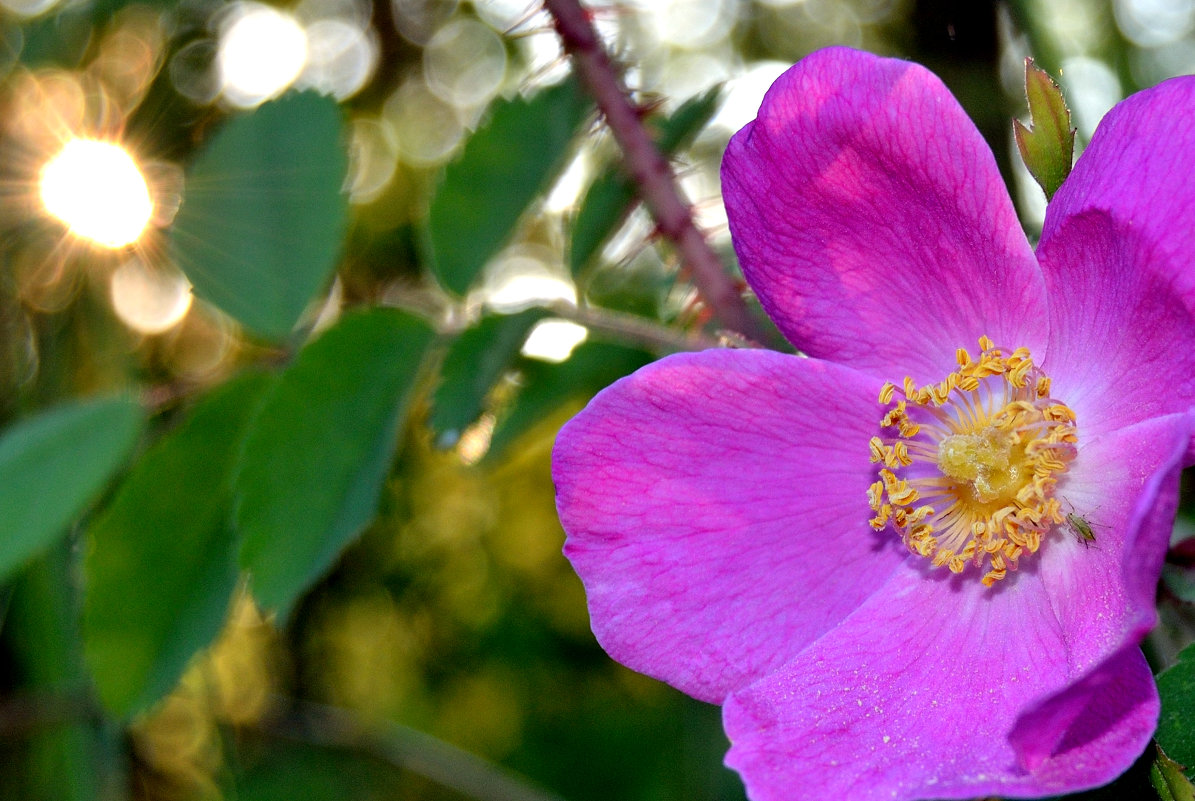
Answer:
[
  {"xmin": 84, "ymin": 372, "xmax": 275, "ymax": 718},
  {"xmin": 426, "ymin": 78, "xmax": 591, "ymax": 295},
  {"xmin": 170, "ymin": 92, "xmax": 348, "ymax": 341},
  {"xmin": 236, "ymin": 310, "xmax": 434, "ymax": 616},
  {"xmin": 0, "ymin": 397, "xmax": 142, "ymax": 582},
  {"xmin": 430, "ymin": 308, "xmax": 549, "ymax": 448}
]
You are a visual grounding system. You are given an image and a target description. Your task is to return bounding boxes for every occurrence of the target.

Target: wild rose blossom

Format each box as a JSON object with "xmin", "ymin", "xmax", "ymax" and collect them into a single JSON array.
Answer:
[{"xmin": 552, "ymin": 47, "xmax": 1195, "ymax": 800}]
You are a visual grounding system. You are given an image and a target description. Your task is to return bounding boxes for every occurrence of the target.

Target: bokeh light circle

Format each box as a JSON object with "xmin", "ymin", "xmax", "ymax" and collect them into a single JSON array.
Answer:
[
  {"xmin": 424, "ymin": 18, "xmax": 507, "ymax": 109},
  {"xmin": 110, "ymin": 257, "xmax": 193, "ymax": 334},
  {"xmin": 217, "ymin": 3, "xmax": 308, "ymax": 108},
  {"xmin": 39, "ymin": 138, "xmax": 153, "ymax": 248}
]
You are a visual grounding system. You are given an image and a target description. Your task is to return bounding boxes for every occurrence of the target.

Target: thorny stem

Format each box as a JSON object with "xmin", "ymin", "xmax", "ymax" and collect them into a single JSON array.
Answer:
[{"xmin": 541, "ymin": 0, "xmax": 767, "ymax": 345}]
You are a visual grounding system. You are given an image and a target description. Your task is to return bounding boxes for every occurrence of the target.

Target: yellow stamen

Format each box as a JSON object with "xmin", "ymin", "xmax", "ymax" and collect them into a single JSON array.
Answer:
[{"xmin": 868, "ymin": 337, "xmax": 1078, "ymax": 586}]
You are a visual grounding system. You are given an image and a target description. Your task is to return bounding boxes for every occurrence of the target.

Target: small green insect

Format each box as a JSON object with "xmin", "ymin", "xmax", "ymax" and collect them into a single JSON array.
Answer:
[{"xmin": 1064, "ymin": 512, "xmax": 1099, "ymax": 548}]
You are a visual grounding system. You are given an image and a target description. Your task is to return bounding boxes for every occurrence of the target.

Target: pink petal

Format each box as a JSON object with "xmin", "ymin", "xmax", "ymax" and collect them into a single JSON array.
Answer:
[
  {"xmin": 722, "ymin": 412, "xmax": 1191, "ymax": 801},
  {"xmin": 1037, "ymin": 411, "xmax": 1191, "ymax": 670},
  {"xmin": 724, "ymin": 565, "xmax": 1075, "ymax": 801},
  {"xmin": 723, "ymin": 569, "xmax": 1144, "ymax": 800},
  {"xmin": 1008, "ymin": 646, "xmax": 1157, "ymax": 779},
  {"xmin": 721, "ymin": 47, "xmax": 1045, "ymax": 383},
  {"xmin": 1044, "ymin": 75, "xmax": 1195, "ymax": 302},
  {"xmin": 553, "ymin": 348, "xmax": 905, "ymax": 703},
  {"xmin": 1039, "ymin": 210, "xmax": 1195, "ymax": 438},
  {"xmin": 1011, "ymin": 413, "xmax": 1190, "ymax": 771}
]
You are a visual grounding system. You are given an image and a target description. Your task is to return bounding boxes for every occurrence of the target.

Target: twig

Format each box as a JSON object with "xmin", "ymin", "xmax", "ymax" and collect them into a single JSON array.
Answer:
[
  {"xmin": 259, "ymin": 697, "xmax": 569, "ymax": 801},
  {"xmin": 542, "ymin": 0, "xmax": 766, "ymax": 344},
  {"xmin": 382, "ymin": 281, "xmax": 720, "ymax": 353},
  {"xmin": 546, "ymin": 299, "xmax": 720, "ymax": 352},
  {"xmin": 0, "ymin": 689, "xmax": 99, "ymax": 738}
]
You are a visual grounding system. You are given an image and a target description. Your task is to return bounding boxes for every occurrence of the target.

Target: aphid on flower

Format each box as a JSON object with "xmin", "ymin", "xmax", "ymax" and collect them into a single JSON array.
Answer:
[{"xmin": 1064, "ymin": 511, "xmax": 1101, "ymax": 549}]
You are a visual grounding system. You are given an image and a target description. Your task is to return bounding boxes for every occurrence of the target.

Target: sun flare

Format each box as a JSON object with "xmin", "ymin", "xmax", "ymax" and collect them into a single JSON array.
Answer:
[{"xmin": 38, "ymin": 138, "xmax": 153, "ymax": 249}]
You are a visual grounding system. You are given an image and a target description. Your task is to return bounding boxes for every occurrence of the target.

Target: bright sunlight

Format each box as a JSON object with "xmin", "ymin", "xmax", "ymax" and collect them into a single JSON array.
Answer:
[{"xmin": 39, "ymin": 138, "xmax": 153, "ymax": 249}]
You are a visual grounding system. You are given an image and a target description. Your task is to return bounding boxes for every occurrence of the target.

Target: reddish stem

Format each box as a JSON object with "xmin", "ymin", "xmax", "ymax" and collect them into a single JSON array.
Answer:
[{"xmin": 542, "ymin": 0, "xmax": 766, "ymax": 344}]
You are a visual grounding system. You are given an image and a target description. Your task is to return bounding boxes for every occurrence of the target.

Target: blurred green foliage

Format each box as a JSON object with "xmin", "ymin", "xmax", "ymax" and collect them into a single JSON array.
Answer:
[{"xmin": 0, "ymin": 1, "xmax": 1191, "ymax": 801}]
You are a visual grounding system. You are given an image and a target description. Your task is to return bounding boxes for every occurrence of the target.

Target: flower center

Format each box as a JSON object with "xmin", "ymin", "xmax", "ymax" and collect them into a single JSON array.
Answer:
[{"xmin": 867, "ymin": 336, "xmax": 1078, "ymax": 586}]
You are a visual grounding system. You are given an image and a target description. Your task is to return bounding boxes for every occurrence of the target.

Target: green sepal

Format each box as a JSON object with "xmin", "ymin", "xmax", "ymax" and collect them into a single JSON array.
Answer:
[
  {"xmin": 1153, "ymin": 744, "xmax": 1195, "ymax": 801},
  {"xmin": 1157, "ymin": 640, "xmax": 1195, "ymax": 775},
  {"xmin": 1013, "ymin": 58, "xmax": 1075, "ymax": 201}
]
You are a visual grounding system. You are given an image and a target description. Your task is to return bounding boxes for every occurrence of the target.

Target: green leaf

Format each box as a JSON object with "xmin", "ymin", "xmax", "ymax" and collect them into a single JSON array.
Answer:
[
  {"xmin": 570, "ymin": 173, "xmax": 635, "ymax": 278},
  {"xmin": 0, "ymin": 397, "xmax": 142, "ymax": 581},
  {"xmin": 236, "ymin": 310, "xmax": 434, "ymax": 616},
  {"xmin": 83, "ymin": 372, "xmax": 275, "ymax": 718},
  {"xmin": 1013, "ymin": 58, "xmax": 1075, "ymax": 201},
  {"xmin": 430, "ymin": 308, "xmax": 549, "ymax": 448},
  {"xmin": 1153, "ymin": 744, "xmax": 1195, "ymax": 801},
  {"xmin": 1158, "ymin": 641, "xmax": 1195, "ymax": 775},
  {"xmin": 426, "ymin": 78, "xmax": 591, "ymax": 295},
  {"xmin": 649, "ymin": 85, "xmax": 723, "ymax": 156},
  {"xmin": 170, "ymin": 92, "xmax": 348, "ymax": 341},
  {"xmin": 486, "ymin": 342, "xmax": 653, "ymax": 461},
  {"xmin": 569, "ymin": 86, "xmax": 722, "ymax": 275}
]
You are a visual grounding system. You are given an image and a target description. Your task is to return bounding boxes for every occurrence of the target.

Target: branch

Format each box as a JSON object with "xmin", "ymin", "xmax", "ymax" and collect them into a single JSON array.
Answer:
[
  {"xmin": 259, "ymin": 697, "xmax": 570, "ymax": 801},
  {"xmin": 545, "ymin": 300, "xmax": 721, "ymax": 352},
  {"xmin": 542, "ymin": 0, "xmax": 766, "ymax": 344}
]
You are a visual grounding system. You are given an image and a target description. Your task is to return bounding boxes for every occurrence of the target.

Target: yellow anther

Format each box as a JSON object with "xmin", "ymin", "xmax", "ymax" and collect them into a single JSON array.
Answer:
[
  {"xmin": 867, "ymin": 480, "xmax": 884, "ymax": 510},
  {"xmin": 1008, "ymin": 359, "xmax": 1032, "ymax": 388},
  {"xmin": 956, "ymin": 374, "xmax": 980, "ymax": 392},
  {"xmin": 1044, "ymin": 404, "xmax": 1076, "ymax": 423},
  {"xmin": 906, "ymin": 504, "xmax": 934, "ymax": 525},
  {"xmin": 909, "ymin": 522, "xmax": 934, "ymax": 540},
  {"xmin": 870, "ymin": 337, "xmax": 1078, "ymax": 587},
  {"xmin": 881, "ymin": 401, "xmax": 908, "ymax": 428},
  {"xmin": 910, "ymin": 535, "xmax": 936, "ymax": 557},
  {"xmin": 930, "ymin": 380, "xmax": 951, "ymax": 406}
]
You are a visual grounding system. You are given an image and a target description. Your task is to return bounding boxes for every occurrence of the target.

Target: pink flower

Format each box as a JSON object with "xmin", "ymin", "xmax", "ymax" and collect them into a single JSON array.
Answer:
[{"xmin": 552, "ymin": 47, "xmax": 1195, "ymax": 800}]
